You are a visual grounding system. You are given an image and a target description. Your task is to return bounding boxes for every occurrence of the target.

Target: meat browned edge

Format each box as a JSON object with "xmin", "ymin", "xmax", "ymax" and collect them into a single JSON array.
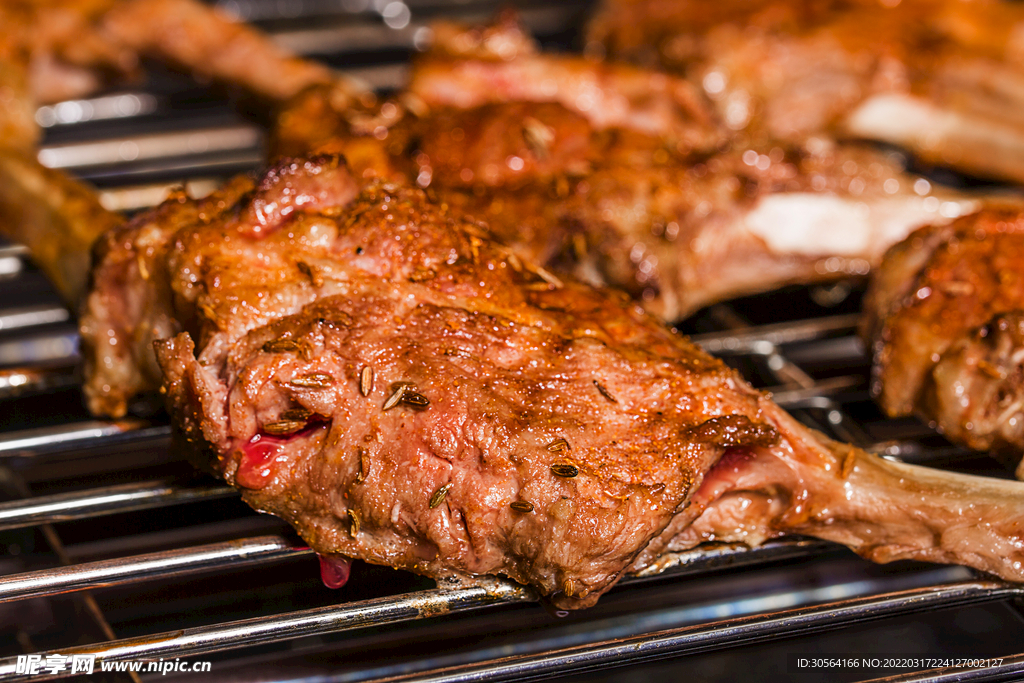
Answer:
[{"xmin": 82, "ymin": 154, "xmax": 778, "ymax": 608}]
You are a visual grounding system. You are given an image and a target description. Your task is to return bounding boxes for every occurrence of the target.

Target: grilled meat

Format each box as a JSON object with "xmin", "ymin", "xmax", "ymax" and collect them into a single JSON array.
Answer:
[
  {"xmin": 84, "ymin": 154, "xmax": 1024, "ymax": 608},
  {"xmin": 864, "ymin": 207, "xmax": 1024, "ymax": 475},
  {"xmin": 0, "ymin": 6, "xmax": 985, "ymax": 315},
  {"xmin": 427, "ymin": 130, "xmax": 977, "ymax": 321},
  {"xmin": 6, "ymin": 7, "xmax": 1024, "ymax": 605},
  {"xmin": 88, "ymin": 154, "xmax": 765, "ymax": 606},
  {"xmin": 589, "ymin": 0, "xmax": 1024, "ymax": 184},
  {"xmin": 272, "ymin": 19, "xmax": 979, "ymax": 321}
]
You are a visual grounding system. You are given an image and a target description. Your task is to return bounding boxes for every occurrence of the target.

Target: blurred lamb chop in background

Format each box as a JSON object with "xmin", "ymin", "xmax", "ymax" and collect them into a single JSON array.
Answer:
[
  {"xmin": 588, "ymin": 0, "xmax": 1024, "ymax": 185},
  {"xmin": 0, "ymin": 0, "xmax": 357, "ymax": 304},
  {"xmin": 863, "ymin": 205, "xmax": 1024, "ymax": 477},
  {"xmin": 273, "ymin": 15, "xmax": 983, "ymax": 321}
]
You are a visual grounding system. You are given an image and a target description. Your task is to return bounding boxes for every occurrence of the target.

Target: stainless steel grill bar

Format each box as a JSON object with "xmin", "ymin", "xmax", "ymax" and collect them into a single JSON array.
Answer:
[
  {"xmin": 35, "ymin": 93, "xmax": 158, "ymax": 129},
  {"xmin": 272, "ymin": 20, "xmax": 426, "ymax": 55},
  {"xmin": 0, "ymin": 480, "xmax": 235, "ymax": 531},
  {"xmin": 0, "ymin": 245, "xmax": 29, "ymax": 259},
  {"xmin": 0, "ymin": 258, "xmax": 21, "ymax": 278},
  {"xmin": 0, "ymin": 578, "xmax": 537, "ymax": 682},
  {"xmin": 0, "ymin": 367, "xmax": 77, "ymax": 400},
  {"xmin": 0, "ymin": 535, "xmax": 309, "ymax": 604},
  {"xmin": 214, "ymin": 0, "xmax": 363, "ymax": 22},
  {"xmin": 0, "ymin": 306, "xmax": 69, "ymax": 332},
  {"xmin": 768, "ymin": 376, "xmax": 864, "ymax": 410},
  {"xmin": 0, "ymin": 420, "xmax": 170, "ymax": 458},
  {"xmin": 750, "ymin": 313, "xmax": 878, "ymax": 453},
  {"xmin": 693, "ymin": 313, "xmax": 861, "ymax": 354},
  {"xmin": 271, "ymin": 6, "xmax": 583, "ymax": 55},
  {"xmin": 630, "ymin": 537, "xmax": 833, "ymax": 579},
  {"xmin": 0, "ymin": 330, "xmax": 78, "ymax": 366},
  {"xmin": 38, "ymin": 125, "xmax": 263, "ymax": 170},
  {"xmin": 0, "ymin": 529, "xmax": 827, "ymax": 606},
  {"xmin": 216, "ymin": 0, "xmax": 552, "ymax": 22},
  {"xmin": 0, "ymin": 245, "xmax": 28, "ymax": 280},
  {"xmin": 368, "ymin": 582, "xmax": 1023, "ymax": 683}
]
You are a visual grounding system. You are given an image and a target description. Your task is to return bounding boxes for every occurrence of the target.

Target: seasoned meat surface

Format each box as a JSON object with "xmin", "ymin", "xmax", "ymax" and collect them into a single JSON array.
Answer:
[
  {"xmin": 6, "ymin": 7, "xmax": 1022, "ymax": 605},
  {"xmin": 87, "ymin": 154, "xmax": 777, "ymax": 607},
  {"xmin": 80, "ymin": 174, "xmax": 255, "ymax": 417},
  {"xmin": 864, "ymin": 207, "xmax": 1024, "ymax": 472},
  {"xmin": 408, "ymin": 14, "xmax": 723, "ymax": 154}
]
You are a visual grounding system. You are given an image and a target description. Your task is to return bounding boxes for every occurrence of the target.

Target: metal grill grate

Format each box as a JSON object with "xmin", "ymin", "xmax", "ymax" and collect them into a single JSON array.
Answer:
[{"xmin": 2, "ymin": 2, "xmax": 1024, "ymax": 681}]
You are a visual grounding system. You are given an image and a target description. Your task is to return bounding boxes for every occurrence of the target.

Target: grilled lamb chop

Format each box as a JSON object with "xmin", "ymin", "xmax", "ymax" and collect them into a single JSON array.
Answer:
[
  {"xmin": 864, "ymin": 206, "xmax": 1024, "ymax": 476},
  {"xmin": 272, "ymin": 19, "xmax": 979, "ymax": 321},
  {"xmin": 0, "ymin": 6, "xmax": 982, "ymax": 316},
  {"xmin": 589, "ymin": 0, "xmax": 1024, "ymax": 184},
  {"xmin": 82, "ymin": 154, "xmax": 1024, "ymax": 609}
]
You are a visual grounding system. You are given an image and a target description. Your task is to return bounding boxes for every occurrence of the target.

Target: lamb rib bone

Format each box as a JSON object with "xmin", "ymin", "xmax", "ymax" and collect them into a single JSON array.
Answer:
[
  {"xmin": 843, "ymin": 93, "xmax": 1024, "ymax": 186},
  {"xmin": 662, "ymin": 402, "xmax": 1024, "ymax": 586}
]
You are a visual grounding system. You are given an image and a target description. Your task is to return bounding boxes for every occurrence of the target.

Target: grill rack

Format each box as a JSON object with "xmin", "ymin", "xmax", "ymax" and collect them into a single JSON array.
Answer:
[{"xmin": 2, "ymin": 1, "xmax": 1024, "ymax": 681}]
